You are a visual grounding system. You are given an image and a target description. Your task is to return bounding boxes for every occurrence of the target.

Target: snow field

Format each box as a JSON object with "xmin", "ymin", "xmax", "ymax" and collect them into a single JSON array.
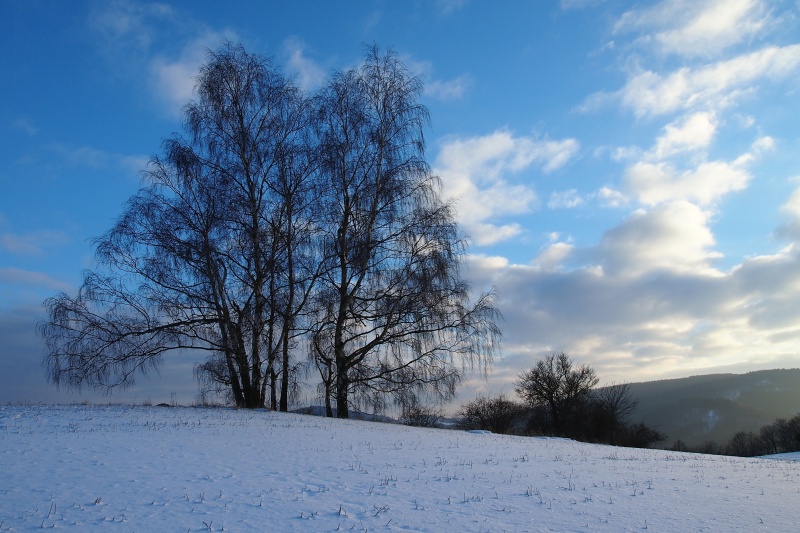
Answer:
[{"xmin": 1, "ymin": 405, "xmax": 799, "ymax": 531}]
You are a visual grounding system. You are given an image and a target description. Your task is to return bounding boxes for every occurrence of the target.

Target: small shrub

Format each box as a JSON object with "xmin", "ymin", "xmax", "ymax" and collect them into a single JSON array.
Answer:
[
  {"xmin": 457, "ymin": 395, "xmax": 527, "ymax": 435},
  {"xmin": 400, "ymin": 404, "xmax": 443, "ymax": 428}
]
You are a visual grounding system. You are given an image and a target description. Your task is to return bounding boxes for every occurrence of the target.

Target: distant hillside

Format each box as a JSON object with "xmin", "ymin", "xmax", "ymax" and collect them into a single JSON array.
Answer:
[{"xmin": 624, "ymin": 368, "xmax": 800, "ymax": 448}]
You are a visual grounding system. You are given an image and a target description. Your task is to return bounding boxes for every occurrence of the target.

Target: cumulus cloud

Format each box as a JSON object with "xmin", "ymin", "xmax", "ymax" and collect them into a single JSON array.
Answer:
[
  {"xmin": 597, "ymin": 200, "xmax": 723, "ymax": 278},
  {"xmin": 434, "ymin": 130, "xmax": 579, "ymax": 245},
  {"xmin": 531, "ymin": 242, "xmax": 574, "ymax": 271},
  {"xmin": 615, "ymin": 0, "xmax": 770, "ymax": 58},
  {"xmin": 621, "ymin": 114, "xmax": 772, "ymax": 208},
  {"xmin": 458, "ymin": 0, "xmax": 800, "ymax": 393},
  {"xmin": 617, "ymin": 45, "xmax": 800, "ymax": 117},
  {"xmin": 461, "ymin": 207, "xmax": 800, "ymax": 390},
  {"xmin": 624, "ymin": 159, "xmax": 751, "ymax": 207},
  {"xmin": 650, "ymin": 112, "xmax": 717, "ymax": 160}
]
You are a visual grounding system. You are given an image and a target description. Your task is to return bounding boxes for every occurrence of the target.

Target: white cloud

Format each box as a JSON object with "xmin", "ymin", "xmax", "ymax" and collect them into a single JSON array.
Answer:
[
  {"xmin": 621, "ymin": 113, "xmax": 774, "ymax": 208},
  {"xmin": 616, "ymin": 0, "xmax": 770, "ymax": 58},
  {"xmin": 615, "ymin": 45, "xmax": 800, "ymax": 117},
  {"xmin": 151, "ymin": 30, "xmax": 236, "ymax": 115},
  {"xmin": 624, "ymin": 159, "xmax": 751, "ymax": 207},
  {"xmin": 781, "ymin": 187, "xmax": 800, "ymax": 219},
  {"xmin": 595, "ymin": 186, "xmax": 628, "ymax": 208},
  {"xmin": 465, "ymin": 253, "xmax": 509, "ymax": 271},
  {"xmin": 597, "ymin": 200, "xmax": 723, "ymax": 278},
  {"xmin": 435, "ymin": 130, "xmax": 579, "ymax": 246},
  {"xmin": 777, "ymin": 185, "xmax": 800, "ymax": 240},
  {"xmin": 423, "ymin": 0, "xmax": 800, "ymax": 390},
  {"xmin": 650, "ymin": 112, "xmax": 717, "ymax": 160},
  {"xmin": 425, "ymin": 74, "xmax": 473, "ymax": 101},
  {"xmin": 283, "ymin": 37, "xmax": 327, "ymax": 93},
  {"xmin": 89, "ymin": 1, "xmax": 237, "ymax": 116},
  {"xmin": 548, "ymin": 189, "xmax": 584, "ymax": 209},
  {"xmin": 532, "ymin": 242, "xmax": 574, "ymax": 271},
  {"xmin": 403, "ymin": 57, "xmax": 473, "ymax": 101},
  {"xmin": 459, "ymin": 203, "xmax": 800, "ymax": 387}
]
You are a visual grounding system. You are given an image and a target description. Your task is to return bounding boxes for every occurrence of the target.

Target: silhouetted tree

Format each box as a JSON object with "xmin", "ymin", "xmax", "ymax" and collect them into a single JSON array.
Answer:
[
  {"xmin": 726, "ymin": 431, "xmax": 765, "ymax": 457},
  {"xmin": 515, "ymin": 352, "xmax": 598, "ymax": 437},
  {"xmin": 760, "ymin": 423, "xmax": 781, "ymax": 455},
  {"xmin": 39, "ymin": 43, "xmax": 501, "ymax": 415},
  {"xmin": 777, "ymin": 414, "xmax": 800, "ymax": 452},
  {"xmin": 310, "ymin": 45, "xmax": 500, "ymax": 418},
  {"xmin": 583, "ymin": 382, "xmax": 638, "ymax": 443},
  {"xmin": 40, "ymin": 43, "xmax": 315, "ymax": 409}
]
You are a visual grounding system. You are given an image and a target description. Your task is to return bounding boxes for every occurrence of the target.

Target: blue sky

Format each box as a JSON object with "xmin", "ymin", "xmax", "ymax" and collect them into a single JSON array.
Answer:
[{"xmin": 2, "ymin": 0, "xmax": 800, "ymax": 407}]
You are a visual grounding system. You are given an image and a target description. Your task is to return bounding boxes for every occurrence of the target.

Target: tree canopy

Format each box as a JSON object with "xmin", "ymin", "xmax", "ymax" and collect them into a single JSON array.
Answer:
[{"xmin": 39, "ymin": 42, "xmax": 501, "ymax": 415}]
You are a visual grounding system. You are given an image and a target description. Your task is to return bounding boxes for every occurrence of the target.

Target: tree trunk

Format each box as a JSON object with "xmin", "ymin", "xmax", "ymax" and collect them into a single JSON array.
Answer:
[
  {"xmin": 270, "ymin": 368, "xmax": 278, "ymax": 411},
  {"xmin": 335, "ymin": 382, "xmax": 349, "ymax": 419},
  {"xmin": 279, "ymin": 336, "xmax": 290, "ymax": 412},
  {"xmin": 325, "ymin": 383, "xmax": 333, "ymax": 418}
]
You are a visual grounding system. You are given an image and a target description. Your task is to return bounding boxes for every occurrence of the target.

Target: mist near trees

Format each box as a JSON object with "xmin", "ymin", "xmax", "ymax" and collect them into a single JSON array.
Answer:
[{"xmin": 38, "ymin": 42, "xmax": 500, "ymax": 416}]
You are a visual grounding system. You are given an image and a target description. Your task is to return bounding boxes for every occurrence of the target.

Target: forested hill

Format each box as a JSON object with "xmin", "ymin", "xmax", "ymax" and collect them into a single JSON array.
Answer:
[{"xmin": 625, "ymin": 368, "xmax": 800, "ymax": 447}]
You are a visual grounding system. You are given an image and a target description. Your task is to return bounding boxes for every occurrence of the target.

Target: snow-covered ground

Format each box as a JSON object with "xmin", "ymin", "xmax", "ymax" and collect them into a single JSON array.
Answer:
[{"xmin": 1, "ymin": 405, "xmax": 798, "ymax": 532}]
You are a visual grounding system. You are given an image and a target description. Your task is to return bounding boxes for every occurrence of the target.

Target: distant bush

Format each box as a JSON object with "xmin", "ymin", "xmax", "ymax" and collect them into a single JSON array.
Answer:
[
  {"xmin": 614, "ymin": 422, "xmax": 666, "ymax": 449},
  {"xmin": 400, "ymin": 403, "xmax": 443, "ymax": 428},
  {"xmin": 457, "ymin": 395, "xmax": 527, "ymax": 435},
  {"xmin": 669, "ymin": 439, "xmax": 690, "ymax": 452}
]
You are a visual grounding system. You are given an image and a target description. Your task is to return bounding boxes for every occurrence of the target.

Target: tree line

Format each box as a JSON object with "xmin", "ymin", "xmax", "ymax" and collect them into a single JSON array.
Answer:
[
  {"xmin": 38, "ymin": 42, "xmax": 501, "ymax": 417},
  {"xmin": 670, "ymin": 412, "xmax": 800, "ymax": 457}
]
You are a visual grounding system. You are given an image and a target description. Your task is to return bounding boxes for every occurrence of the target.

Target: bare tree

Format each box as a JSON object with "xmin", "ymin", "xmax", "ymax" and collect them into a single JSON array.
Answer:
[
  {"xmin": 39, "ymin": 43, "xmax": 313, "ymax": 409},
  {"xmin": 311, "ymin": 45, "xmax": 501, "ymax": 418},
  {"xmin": 726, "ymin": 431, "xmax": 765, "ymax": 457},
  {"xmin": 39, "ymin": 43, "xmax": 500, "ymax": 414},
  {"xmin": 515, "ymin": 352, "xmax": 598, "ymax": 436}
]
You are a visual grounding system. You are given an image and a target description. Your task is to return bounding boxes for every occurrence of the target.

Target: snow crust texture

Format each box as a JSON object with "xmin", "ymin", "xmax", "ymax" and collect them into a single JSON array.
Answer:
[{"xmin": 1, "ymin": 405, "xmax": 799, "ymax": 531}]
